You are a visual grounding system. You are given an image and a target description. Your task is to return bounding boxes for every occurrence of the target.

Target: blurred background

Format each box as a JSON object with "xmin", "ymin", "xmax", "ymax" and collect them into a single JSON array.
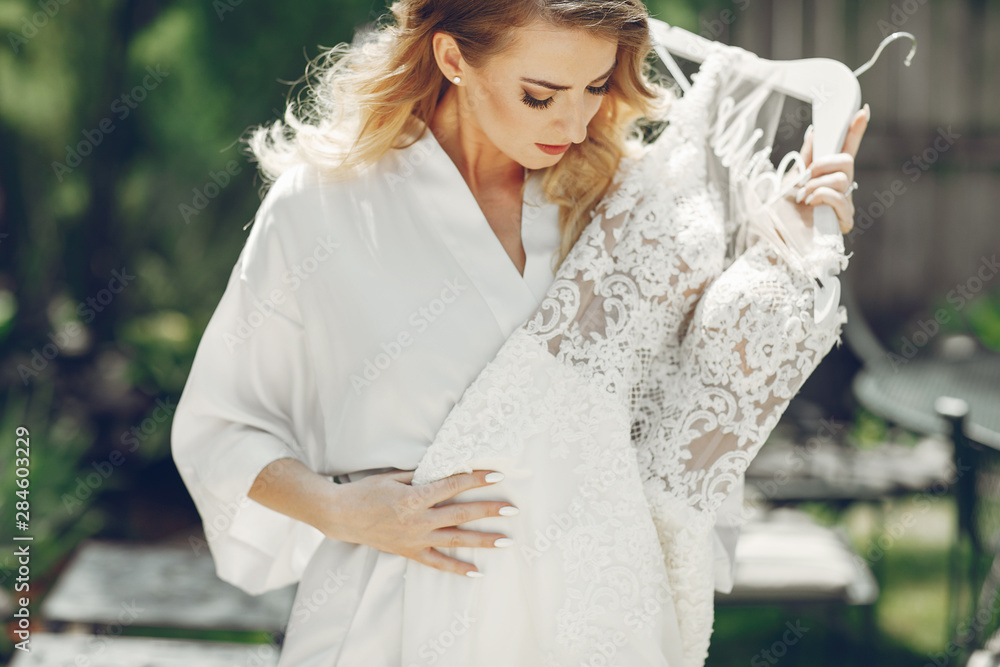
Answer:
[{"xmin": 1, "ymin": 0, "xmax": 998, "ymax": 664}]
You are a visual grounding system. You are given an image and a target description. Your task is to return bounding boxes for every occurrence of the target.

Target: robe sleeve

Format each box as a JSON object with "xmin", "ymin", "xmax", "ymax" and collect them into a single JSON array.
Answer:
[{"xmin": 171, "ymin": 187, "xmax": 326, "ymax": 595}]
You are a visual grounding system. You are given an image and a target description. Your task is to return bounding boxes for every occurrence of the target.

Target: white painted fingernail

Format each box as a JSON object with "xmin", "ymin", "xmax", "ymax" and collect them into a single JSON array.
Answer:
[
  {"xmin": 484, "ymin": 472, "xmax": 504, "ymax": 483},
  {"xmin": 498, "ymin": 506, "xmax": 519, "ymax": 516},
  {"xmin": 466, "ymin": 570, "xmax": 484, "ymax": 578},
  {"xmin": 805, "ymin": 123, "xmax": 813, "ymax": 137},
  {"xmin": 805, "ymin": 193, "xmax": 815, "ymax": 205},
  {"xmin": 493, "ymin": 538, "xmax": 514, "ymax": 548},
  {"xmin": 794, "ymin": 169, "xmax": 812, "ymax": 187},
  {"xmin": 795, "ymin": 187, "xmax": 806, "ymax": 204}
]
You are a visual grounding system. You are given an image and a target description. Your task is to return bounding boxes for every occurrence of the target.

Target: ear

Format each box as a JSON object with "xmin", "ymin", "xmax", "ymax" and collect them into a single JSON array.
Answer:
[{"xmin": 431, "ymin": 31, "xmax": 465, "ymax": 81}]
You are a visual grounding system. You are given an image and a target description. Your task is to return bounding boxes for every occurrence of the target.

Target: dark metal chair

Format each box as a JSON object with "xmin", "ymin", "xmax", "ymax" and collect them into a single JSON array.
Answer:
[
  {"xmin": 947, "ymin": 399, "xmax": 1000, "ymax": 667},
  {"xmin": 840, "ymin": 276, "xmax": 1000, "ymax": 662},
  {"xmin": 842, "ymin": 276, "xmax": 1000, "ymax": 453}
]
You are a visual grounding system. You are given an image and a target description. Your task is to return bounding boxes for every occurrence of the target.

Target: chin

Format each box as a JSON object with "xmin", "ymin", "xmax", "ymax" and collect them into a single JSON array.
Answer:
[{"xmin": 523, "ymin": 150, "xmax": 566, "ymax": 170}]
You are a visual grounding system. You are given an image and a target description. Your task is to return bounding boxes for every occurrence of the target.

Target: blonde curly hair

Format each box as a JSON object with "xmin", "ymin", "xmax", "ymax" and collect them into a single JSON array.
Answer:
[{"xmin": 244, "ymin": 0, "xmax": 673, "ymax": 272}]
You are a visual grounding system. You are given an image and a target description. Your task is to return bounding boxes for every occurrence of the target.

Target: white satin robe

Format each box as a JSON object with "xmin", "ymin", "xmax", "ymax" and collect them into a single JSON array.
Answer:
[{"xmin": 170, "ymin": 118, "xmax": 743, "ymax": 665}]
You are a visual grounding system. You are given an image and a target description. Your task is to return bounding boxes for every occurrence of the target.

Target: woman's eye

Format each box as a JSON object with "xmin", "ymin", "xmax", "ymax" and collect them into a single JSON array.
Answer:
[
  {"xmin": 520, "ymin": 80, "xmax": 613, "ymax": 111},
  {"xmin": 521, "ymin": 90, "xmax": 553, "ymax": 110},
  {"xmin": 587, "ymin": 80, "xmax": 612, "ymax": 96}
]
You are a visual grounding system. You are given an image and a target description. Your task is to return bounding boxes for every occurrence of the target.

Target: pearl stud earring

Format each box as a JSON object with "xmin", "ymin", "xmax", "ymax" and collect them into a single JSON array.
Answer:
[{"xmin": 452, "ymin": 76, "xmax": 461, "ymax": 84}]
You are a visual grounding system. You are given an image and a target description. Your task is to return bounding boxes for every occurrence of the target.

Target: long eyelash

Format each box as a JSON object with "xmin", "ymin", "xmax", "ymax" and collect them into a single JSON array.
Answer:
[
  {"xmin": 521, "ymin": 80, "xmax": 613, "ymax": 111},
  {"xmin": 587, "ymin": 80, "xmax": 612, "ymax": 96},
  {"xmin": 521, "ymin": 90, "xmax": 553, "ymax": 110}
]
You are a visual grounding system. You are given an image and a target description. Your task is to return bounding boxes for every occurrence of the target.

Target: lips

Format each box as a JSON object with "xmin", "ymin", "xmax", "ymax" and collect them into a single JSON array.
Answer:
[{"xmin": 535, "ymin": 142, "xmax": 571, "ymax": 155}]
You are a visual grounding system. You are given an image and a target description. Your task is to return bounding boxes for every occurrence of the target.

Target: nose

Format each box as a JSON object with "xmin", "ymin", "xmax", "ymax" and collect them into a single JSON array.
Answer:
[{"xmin": 558, "ymin": 96, "xmax": 589, "ymax": 145}]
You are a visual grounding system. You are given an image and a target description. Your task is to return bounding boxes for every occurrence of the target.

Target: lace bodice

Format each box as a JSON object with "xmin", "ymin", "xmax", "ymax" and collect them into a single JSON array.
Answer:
[{"xmin": 406, "ymin": 44, "xmax": 849, "ymax": 667}]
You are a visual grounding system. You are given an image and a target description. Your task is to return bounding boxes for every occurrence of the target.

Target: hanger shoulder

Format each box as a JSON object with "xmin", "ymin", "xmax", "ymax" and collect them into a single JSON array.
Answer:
[
  {"xmin": 779, "ymin": 58, "xmax": 861, "ymax": 161},
  {"xmin": 649, "ymin": 17, "xmax": 860, "ymax": 228},
  {"xmin": 649, "ymin": 18, "xmax": 860, "ymax": 156},
  {"xmin": 648, "ymin": 16, "xmax": 861, "ymax": 325}
]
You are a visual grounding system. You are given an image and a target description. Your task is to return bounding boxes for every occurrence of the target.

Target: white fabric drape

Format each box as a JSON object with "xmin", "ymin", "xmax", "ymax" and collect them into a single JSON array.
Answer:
[
  {"xmin": 401, "ymin": 44, "xmax": 849, "ymax": 667},
  {"xmin": 171, "ymin": 38, "xmax": 847, "ymax": 667}
]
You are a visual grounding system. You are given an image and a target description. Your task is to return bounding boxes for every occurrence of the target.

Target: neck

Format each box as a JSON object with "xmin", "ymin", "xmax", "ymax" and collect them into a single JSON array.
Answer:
[{"xmin": 428, "ymin": 84, "xmax": 526, "ymax": 196}]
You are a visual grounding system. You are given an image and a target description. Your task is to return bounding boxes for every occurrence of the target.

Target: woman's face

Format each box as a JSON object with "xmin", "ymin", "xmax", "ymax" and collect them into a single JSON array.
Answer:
[{"xmin": 445, "ymin": 19, "xmax": 620, "ymax": 170}]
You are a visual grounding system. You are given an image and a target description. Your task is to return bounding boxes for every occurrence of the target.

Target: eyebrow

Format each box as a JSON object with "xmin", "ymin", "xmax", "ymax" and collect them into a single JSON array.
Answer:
[{"xmin": 520, "ymin": 60, "xmax": 617, "ymax": 91}]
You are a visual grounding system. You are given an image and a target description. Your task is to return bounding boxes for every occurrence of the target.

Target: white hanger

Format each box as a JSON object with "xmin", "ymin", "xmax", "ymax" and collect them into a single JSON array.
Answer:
[{"xmin": 647, "ymin": 17, "xmax": 917, "ymax": 326}]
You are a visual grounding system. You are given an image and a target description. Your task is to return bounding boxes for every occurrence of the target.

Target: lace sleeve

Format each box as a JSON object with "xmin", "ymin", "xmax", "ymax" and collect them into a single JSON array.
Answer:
[{"xmin": 653, "ymin": 232, "xmax": 848, "ymax": 520}]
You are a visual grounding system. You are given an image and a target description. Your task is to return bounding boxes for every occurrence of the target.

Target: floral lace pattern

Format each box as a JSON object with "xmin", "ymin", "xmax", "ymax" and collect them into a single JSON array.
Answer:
[{"xmin": 407, "ymin": 44, "xmax": 849, "ymax": 667}]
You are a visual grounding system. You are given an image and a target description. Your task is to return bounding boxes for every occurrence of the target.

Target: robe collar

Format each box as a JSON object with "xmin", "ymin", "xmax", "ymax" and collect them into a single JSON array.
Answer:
[{"xmin": 399, "ymin": 117, "xmax": 561, "ymax": 337}]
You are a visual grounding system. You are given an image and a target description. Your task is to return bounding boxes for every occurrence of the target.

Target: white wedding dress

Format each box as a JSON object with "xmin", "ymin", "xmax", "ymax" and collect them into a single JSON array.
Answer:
[{"xmin": 400, "ymin": 44, "xmax": 850, "ymax": 667}]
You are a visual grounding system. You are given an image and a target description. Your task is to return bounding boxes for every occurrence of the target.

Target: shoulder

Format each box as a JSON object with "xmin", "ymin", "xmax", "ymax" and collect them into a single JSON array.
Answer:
[
  {"xmin": 240, "ymin": 154, "xmax": 394, "ymax": 277},
  {"xmin": 249, "ymin": 159, "xmax": 383, "ymax": 239},
  {"xmin": 240, "ymin": 163, "xmax": 343, "ymax": 278},
  {"xmin": 259, "ymin": 162, "xmax": 358, "ymax": 217}
]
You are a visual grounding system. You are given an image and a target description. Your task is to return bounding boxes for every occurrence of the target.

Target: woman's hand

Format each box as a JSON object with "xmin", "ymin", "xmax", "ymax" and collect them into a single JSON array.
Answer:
[
  {"xmin": 322, "ymin": 468, "xmax": 517, "ymax": 578},
  {"xmin": 781, "ymin": 103, "xmax": 871, "ymax": 235}
]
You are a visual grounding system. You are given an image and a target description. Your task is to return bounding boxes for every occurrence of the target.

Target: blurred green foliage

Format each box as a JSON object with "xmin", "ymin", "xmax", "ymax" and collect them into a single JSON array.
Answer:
[
  {"xmin": 0, "ymin": 0, "xmax": 705, "ymax": 658},
  {"xmin": 0, "ymin": 0, "xmax": 986, "ymax": 664},
  {"xmin": 887, "ymin": 290, "xmax": 1000, "ymax": 357},
  {"xmin": 0, "ymin": 0, "xmax": 408, "ymax": 656}
]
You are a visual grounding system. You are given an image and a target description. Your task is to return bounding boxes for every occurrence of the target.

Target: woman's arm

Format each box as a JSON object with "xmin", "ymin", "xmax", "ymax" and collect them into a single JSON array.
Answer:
[
  {"xmin": 247, "ymin": 457, "xmax": 519, "ymax": 578},
  {"xmin": 247, "ymin": 457, "xmax": 343, "ymax": 536}
]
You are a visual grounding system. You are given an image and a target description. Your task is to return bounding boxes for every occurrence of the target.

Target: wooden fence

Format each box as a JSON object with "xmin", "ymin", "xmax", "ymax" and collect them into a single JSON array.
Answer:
[{"xmin": 685, "ymin": 0, "xmax": 1000, "ymax": 339}]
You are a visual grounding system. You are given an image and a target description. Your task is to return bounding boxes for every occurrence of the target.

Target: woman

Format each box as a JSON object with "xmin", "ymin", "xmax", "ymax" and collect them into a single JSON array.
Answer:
[{"xmin": 171, "ymin": 1, "xmax": 869, "ymax": 664}]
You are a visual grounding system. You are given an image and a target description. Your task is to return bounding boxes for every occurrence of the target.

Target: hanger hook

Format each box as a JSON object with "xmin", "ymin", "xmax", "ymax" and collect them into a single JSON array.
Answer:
[{"xmin": 853, "ymin": 31, "xmax": 918, "ymax": 77}]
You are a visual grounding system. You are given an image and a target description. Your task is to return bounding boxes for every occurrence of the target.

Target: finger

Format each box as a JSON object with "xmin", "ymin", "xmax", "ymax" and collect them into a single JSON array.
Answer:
[
  {"xmin": 794, "ymin": 172, "xmax": 850, "ymax": 204},
  {"xmin": 427, "ymin": 500, "xmax": 518, "ymax": 529},
  {"xmin": 414, "ymin": 546, "xmax": 482, "ymax": 578},
  {"xmin": 429, "ymin": 527, "xmax": 512, "ymax": 550},
  {"xmin": 841, "ymin": 105, "xmax": 870, "ymax": 159},
  {"xmin": 387, "ymin": 469, "xmax": 415, "ymax": 484},
  {"xmin": 420, "ymin": 470, "xmax": 505, "ymax": 508},
  {"xmin": 803, "ymin": 187, "xmax": 855, "ymax": 234},
  {"xmin": 804, "ymin": 153, "xmax": 854, "ymax": 183}
]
